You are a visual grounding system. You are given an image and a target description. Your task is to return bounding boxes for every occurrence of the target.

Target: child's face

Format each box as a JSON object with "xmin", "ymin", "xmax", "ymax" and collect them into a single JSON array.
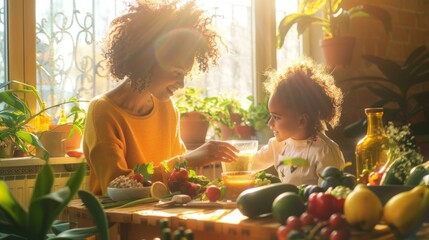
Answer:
[{"xmin": 267, "ymin": 93, "xmax": 306, "ymax": 142}]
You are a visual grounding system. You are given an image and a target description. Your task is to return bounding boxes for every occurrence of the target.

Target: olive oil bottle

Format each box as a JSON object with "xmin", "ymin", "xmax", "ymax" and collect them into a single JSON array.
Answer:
[{"xmin": 355, "ymin": 108, "xmax": 389, "ymax": 184}]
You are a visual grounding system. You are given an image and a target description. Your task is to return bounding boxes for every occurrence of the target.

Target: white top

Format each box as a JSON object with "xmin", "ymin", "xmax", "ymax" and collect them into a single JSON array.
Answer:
[{"xmin": 252, "ymin": 132, "xmax": 345, "ymax": 186}]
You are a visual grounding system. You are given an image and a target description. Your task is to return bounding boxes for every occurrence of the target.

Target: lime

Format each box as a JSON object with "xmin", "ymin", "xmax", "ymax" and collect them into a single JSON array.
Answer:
[
  {"xmin": 150, "ymin": 181, "xmax": 170, "ymax": 200},
  {"xmin": 272, "ymin": 192, "xmax": 306, "ymax": 224}
]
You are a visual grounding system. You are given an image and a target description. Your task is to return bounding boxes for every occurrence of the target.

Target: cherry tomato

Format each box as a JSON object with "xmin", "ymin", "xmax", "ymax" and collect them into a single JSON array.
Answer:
[
  {"xmin": 286, "ymin": 216, "xmax": 301, "ymax": 230},
  {"xmin": 205, "ymin": 185, "xmax": 221, "ymax": 202},
  {"xmin": 299, "ymin": 212, "xmax": 315, "ymax": 226},
  {"xmin": 67, "ymin": 150, "xmax": 83, "ymax": 158},
  {"xmin": 330, "ymin": 228, "xmax": 351, "ymax": 240},
  {"xmin": 132, "ymin": 173, "xmax": 145, "ymax": 183},
  {"xmin": 320, "ymin": 226, "xmax": 334, "ymax": 239},
  {"xmin": 276, "ymin": 225, "xmax": 291, "ymax": 240},
  {"xmin": 328, "ymin": 213, "xmax": 347, "ymax": 229}
]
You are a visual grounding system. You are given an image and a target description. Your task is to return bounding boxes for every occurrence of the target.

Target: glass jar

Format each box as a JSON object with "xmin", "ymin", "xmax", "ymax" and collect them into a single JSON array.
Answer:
[{"xmin": 355, "ymin": 108, "xmax": 389, "ymax": 184}]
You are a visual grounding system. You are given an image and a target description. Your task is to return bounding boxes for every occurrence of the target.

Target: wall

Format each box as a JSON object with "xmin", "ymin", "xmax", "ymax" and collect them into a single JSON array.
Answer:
[{"xmin": 323, "ymin": 0, "xmax": 429, "ymax": 173}]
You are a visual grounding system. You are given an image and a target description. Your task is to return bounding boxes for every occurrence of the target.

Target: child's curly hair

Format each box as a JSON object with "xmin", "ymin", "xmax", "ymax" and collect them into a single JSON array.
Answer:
[
  {"xmin": 264, "ymin": 58, "xmax": 343, "ymax": 132},
  {"xmin": 104, "ymin": 0, "xmax": 221, "ymax": 91}
]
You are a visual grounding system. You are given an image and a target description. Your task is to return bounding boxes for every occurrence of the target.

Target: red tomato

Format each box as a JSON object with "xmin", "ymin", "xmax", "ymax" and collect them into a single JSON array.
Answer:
[
  {"xmin": 328, "ymin": 213, "xmax": 347, "ymax": 229},
  {"xmin": 132, "ymin": 173, "xmax": 145, "ymax": 183},
  {"xmin": 286, "ymin": 216, "xmax": 301, "ymax": 230},
  {"xmin": 67, "ymin": 150, "xmax": 83, "ymax": 158},
  {"xmin": 205, "ymin": 185, "xmax": 221, "ymax": 202},
  {"xmin": 299, "ymin": 212, "xmax": 315, "ymax": 226},
  {"xmin": 330, "ymin": 228, "xmax": 351, "ymax": 240},
  {"xmin": 276, "ymin": 225, "xmax": 291, "ymax": 240}
]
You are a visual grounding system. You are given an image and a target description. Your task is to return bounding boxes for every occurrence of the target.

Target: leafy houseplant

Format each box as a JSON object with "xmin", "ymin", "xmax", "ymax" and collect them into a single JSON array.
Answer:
[
  {"xmin": 277, "ymin": 0, "xmax": 392, "ymax": 66},
  {"xmin": 0, "ymin": 161, "xmax": 109, "ymax": 239},
  {"xmin": 0, "ymin": 80, "xmax": 86, "ymax": 160},
  {"xmin": 175, "ymin": 88, "xmax": 212, "ymax": 144},
  {"xmin": 341, "ymin": 45, "xmax": 429, "ymax": 156}
]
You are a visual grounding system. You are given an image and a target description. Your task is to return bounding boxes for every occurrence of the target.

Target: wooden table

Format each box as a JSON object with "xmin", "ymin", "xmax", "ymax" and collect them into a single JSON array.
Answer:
[{"xmin": 66, "ymin": 199, "xmax": 429, "ymax": 240}]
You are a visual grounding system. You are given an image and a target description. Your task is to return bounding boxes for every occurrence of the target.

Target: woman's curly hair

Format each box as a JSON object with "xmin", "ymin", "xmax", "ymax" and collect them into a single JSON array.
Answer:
[
  {"xmin": 104, "ymin": 0, "xmax": 221, "ymax": 90},
  {"xmin": 264, "ymin": 58, "xmax": 343, "ymax": 132}
]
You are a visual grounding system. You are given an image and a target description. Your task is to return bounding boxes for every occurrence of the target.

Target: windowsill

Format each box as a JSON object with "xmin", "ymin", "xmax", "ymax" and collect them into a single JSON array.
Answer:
[{"xmin": 0, "ymin": 156, "xmax": 85, "ymax": 167}]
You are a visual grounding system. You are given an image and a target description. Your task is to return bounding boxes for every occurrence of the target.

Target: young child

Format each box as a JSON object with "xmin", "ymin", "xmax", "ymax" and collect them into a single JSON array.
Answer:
[{"xmin": 252, "ymin": 58, "xmax": 345, "ymax": 185}]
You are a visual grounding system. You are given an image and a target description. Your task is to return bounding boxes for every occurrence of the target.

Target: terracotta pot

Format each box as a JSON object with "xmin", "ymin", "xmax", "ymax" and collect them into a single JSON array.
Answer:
[
  {"xmin": 215, "ymin": 113, "xmax": 242, "ymax": 140},
  {"xmin": 180, "ymin": 112, "xmax": 209, "ymax": 144},
  {"xmin": 37, "ymin": 130, "xmax": 66, "ymax": 157},
  {"xmin": 50, "ymin": 124, "xmax": 83, "ymax": 151},
  {"xmin": 320, "ymin": 36, "xmax": 356, "ymax": 67},
  {"xmin": 234, "ymin": 125, "xmax": 256, "ymax": 140}
]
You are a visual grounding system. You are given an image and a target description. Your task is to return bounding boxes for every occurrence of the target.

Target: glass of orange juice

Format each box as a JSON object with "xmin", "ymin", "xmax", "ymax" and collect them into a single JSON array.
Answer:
[
  {"xmin": 221, "ymin": 140, "xmax": 258, "ymax": 172},
  {"xmin": 221, "ymin": 171, "xmax": 256, "ymax": 201}
]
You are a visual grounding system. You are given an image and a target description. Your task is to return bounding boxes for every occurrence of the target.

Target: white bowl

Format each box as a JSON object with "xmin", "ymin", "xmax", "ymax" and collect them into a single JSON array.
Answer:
[{"xmin": 107, "ymin": 187, "xmax": 151, "ymax": 201}]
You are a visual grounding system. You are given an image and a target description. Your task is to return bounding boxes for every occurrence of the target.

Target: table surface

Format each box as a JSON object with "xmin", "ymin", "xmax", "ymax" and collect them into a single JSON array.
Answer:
[{"xmin": 66, "ymin": 198, "xmax": 429, "ymax": 240}]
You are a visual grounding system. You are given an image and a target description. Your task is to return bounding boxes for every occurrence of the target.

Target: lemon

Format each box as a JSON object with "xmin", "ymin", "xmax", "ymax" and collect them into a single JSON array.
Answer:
[{"xmin": 150, "ymin": 181, "xmax": 170, "ymax": 200}]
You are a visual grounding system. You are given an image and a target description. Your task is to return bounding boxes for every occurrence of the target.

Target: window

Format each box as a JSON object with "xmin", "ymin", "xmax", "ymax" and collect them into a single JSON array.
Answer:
[
  {"xmin": 0, "ymin": 0, "xmax": 6, "ymax": 85},
  {"xmin": 9, "ymin": 0, "xmax": 300, "ymax": 119}
]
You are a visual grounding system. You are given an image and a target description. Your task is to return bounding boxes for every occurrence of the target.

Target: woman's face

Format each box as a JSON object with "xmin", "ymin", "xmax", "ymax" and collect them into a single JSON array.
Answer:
[
  {"xmin": 267, "ymin": 92, "xmax": 305, "ymax": 142},
  {"xmin": 148, "ymin": 59, "xmax": 194, "ymax": 101}
]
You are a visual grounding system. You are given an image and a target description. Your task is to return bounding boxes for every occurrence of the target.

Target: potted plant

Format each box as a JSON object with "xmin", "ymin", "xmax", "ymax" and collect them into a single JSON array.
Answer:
[
  {"xmin": 277, "ymin": 0, "xmax": 392, "ymax": 66},
  {"xmin": 0, "ymin": 161, "xmax": 109, "ymax": 239},
  {"xmin": 246, "ymin": 96, "xmax": 272, "ymax": 143},
  {"xmin": 341, "ymin": 45, "xmax": 429, "ymax": 157},
  {"xmin": 175, "ymin": 87, "xmax": 212, "ymax": 145},
  {"xmin": 0, "ymin": 80, "xmax": 85, "ymax": 160},
  {"xmin": 207, "ymin": 94, "xmax": 254, "ymax": 140}
]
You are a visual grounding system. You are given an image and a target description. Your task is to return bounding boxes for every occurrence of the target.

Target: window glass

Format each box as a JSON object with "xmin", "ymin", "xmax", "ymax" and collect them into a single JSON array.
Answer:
[
  {"xmin": 276, "ymin": 0, "xmax": 301, "ymax": 69},
  {"xmin": 35, "ymin": 0, "xmax": 300, "ymax": 119},
  {"xmin": 0, "ymin": 0, "xmax": 6, "ymax": 85}
]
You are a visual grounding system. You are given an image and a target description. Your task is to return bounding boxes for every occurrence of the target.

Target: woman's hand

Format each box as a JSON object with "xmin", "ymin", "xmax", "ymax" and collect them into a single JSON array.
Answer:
[{"xmin": 183, "ymin": 140, "xmax": 239, "ymax": 167}]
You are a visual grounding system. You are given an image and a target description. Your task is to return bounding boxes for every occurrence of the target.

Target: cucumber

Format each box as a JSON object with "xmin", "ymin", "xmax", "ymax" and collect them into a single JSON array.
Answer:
[
  {"xmin": 380, "ymin": 160, "xmax": 403, "ymax": 185},
  {"xmin": 236, "ymin": 183, "xmax": 298, "ymax": 218},
  {"xmin": 404, "ymin": 165, "xmax": 429, "ymax": 186}
]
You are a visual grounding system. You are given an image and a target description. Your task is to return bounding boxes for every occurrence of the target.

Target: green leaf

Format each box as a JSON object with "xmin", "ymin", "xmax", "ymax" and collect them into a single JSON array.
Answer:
[
  {"xmin": 77, "ymin": 190, "xmax": 109, "ymax": 240},
  {"xmin": 280, "ymin": 158, "xmax": 310, "ymax": 167},
  {"xmin": 51, "ymin": 226, "xmax": 99, "ymax": 239},
  {"xmin": 28, "ymin": 187, "xmax": 71, "ymax": 239},
  {"xmin": 0, "ymin": 182, "xmax": 28, "ymax": 234},
  {"xmin": 133, "ymin": 162, "xmax": 154, "ymax": 181},
  {"xmin": 30, "ymin": 163, "xmax": 54, "ymax": 203},
  {"xmin": 15, "ymin": 131, "xmax": 49, "ymax": 160},
  {"xmin": 0, "ymin": 92, "xmax": 30, "ymax": 115}
]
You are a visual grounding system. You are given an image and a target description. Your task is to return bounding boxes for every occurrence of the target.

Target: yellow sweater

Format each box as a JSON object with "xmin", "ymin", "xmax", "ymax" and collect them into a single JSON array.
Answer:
[{"xmin": 83, "ymin": 95, "xmax": 186, "ymax": 195}]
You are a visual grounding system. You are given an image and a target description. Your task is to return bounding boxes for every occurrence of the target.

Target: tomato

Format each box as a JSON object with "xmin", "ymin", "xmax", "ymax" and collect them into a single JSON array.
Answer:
[
  {"xmin": 276, "ymin": 225, "xmax": 290, "ymax": 240},
  {"xmin": 132, "ymin": 173, "xmax": 144, "ymax": 183},
  {"xmin": 328, "ymin": 213, "xmax": 347, "ymax": 229},
  {"xmin": 299, "ymin": 212, "xmax": 315, "ymax": 226},
  {"xmin": 320, "ymin": 226, "xmax": 333, "ymax": 239},
  {"xmin": 286, "ymin": 216, "xmax": 301, "ymax": 230},
  {"xmin": 330, "ymin": 228, "xmax": 351, "ymax": 240},
  {"xmin": 67, "ymin": 150, "xmax": 83, "ymax": 158},
  {"xmin": 205, "ymin": 185, "xmax": 221, "ymax": 202}
]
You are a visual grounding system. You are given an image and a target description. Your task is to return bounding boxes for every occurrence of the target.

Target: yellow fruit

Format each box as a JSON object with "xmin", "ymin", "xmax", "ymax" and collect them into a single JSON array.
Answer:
[
  {"xmin": 383, "ymin": 185, "xmax": 427, "ymax": 237},
  {"xmin": 344, "ymin": 184, "xmax": 383, "ymax": 231},
  {"xmin": 150, "ymin": 181, "xmax": 170, "ymax": 200}
]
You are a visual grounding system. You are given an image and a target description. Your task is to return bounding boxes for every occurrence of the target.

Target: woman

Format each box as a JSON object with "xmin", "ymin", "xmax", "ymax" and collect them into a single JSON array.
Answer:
[{"xmin": 83, "ymin": 0, "xmax": 238, "ymax": 195}]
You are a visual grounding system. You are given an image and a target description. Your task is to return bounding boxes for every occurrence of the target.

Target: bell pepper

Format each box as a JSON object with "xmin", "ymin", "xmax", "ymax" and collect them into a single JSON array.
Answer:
[{"xmin": 307, "ymin": 192, "xmax": 342, "ymax": 220}]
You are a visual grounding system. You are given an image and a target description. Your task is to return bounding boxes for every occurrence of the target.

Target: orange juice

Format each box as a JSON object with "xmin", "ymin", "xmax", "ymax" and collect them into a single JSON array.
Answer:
[{"xmin": 222, "ymin": 171, "xmax": 255, "ymax": 201}]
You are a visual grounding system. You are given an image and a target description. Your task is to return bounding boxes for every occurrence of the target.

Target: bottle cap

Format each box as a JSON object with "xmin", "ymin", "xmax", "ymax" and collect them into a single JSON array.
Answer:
[{"xmin": 365, "ymin": 108, "xmax": 384, "ymax": 114}]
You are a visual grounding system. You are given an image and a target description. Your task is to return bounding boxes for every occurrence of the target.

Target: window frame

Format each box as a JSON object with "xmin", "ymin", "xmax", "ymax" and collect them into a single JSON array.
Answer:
[{"xmin": 8, "ymin": 0, "xmax": 291, "ymax": 112}]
